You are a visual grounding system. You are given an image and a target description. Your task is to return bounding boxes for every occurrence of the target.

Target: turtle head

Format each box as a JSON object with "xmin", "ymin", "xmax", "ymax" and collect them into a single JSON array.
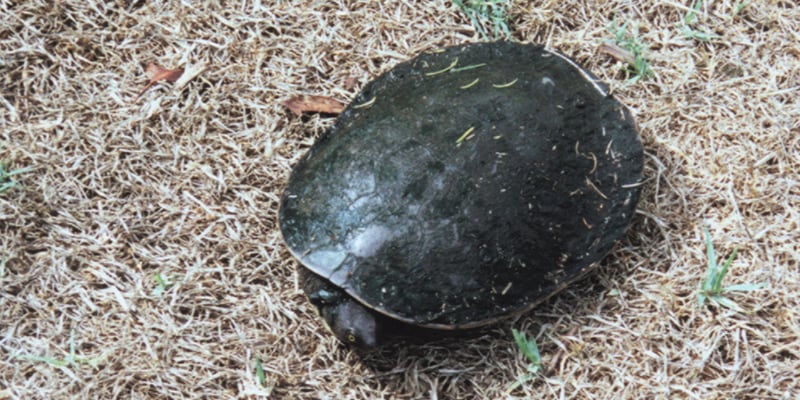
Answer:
[{"xmin": 309, "ymin": 289, "xmax": 381, "ymax": 349}]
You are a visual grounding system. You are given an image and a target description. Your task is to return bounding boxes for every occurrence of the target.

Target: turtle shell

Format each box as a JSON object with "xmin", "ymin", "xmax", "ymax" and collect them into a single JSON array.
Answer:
[{"xmin": 280, "ymin": 42, "xmax": 643, "ymax": 329}]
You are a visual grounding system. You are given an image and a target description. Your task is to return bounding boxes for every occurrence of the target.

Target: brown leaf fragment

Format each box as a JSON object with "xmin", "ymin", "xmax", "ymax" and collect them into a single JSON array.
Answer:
[
  {"xmin": 598, "ymin": 42, "xmax": 636, "ymax": 66},
  {"xmin": 281, "ymin": 95, "xmax": 345, "ymax": 116},
  {"xmin": 137, "ymin": 63, "xmax": 185, "ymax": 99}
]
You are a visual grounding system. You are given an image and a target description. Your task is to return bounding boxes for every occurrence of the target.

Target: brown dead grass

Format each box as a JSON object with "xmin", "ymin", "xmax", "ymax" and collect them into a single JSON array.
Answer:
[{"xmin": 1, "ymin": 1, "xmax": 798, "ymax": 399}]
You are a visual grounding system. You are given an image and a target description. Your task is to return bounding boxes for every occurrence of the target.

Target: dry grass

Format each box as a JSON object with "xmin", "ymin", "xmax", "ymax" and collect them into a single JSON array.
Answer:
[{"xmin": 1, "ymin": 1, "xmax": 798, "ymax": 399}]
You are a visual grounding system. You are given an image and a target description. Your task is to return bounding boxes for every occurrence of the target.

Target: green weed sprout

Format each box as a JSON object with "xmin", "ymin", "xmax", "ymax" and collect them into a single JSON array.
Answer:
[
  {"xmin": 681, "ymin": 0, "xmax": 719, "ymax": 42},
  {"xmin": 507, "ymin": 328, "xmax": 542, "ymax": 392},
  {"xmin": 0, "ymin": 161, "xmax": 33, "ymax": 194},
  {"xmin": 606, "ymin": 18, "xmax": 653, "ymax": 81},
  {"xmin": 453, "ymin": 0, "xmax": 511, "ymax": 40},
  {"xmin": 698, "ymin": 225, "xmax": 765, "ymax": 311},
  {"xmin": 16, "ymin": 331, "xmax": 106, "ymax": 368},
  {"xmin": 152, "ymin": 273, "xmax": 175, "ymax": 296},
  {"xmin": 255, "ymin": 357, "xmax": 267, "ymax": 387},
  {"xmin": 733, "ymin": 1, "xmax": 750, "ymax": 16}
]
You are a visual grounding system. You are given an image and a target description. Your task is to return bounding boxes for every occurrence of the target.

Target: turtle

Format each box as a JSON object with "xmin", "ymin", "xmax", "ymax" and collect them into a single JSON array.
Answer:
[{"xmin": 279, "ymin": 41, "xmax": 643, "ymax": 348}]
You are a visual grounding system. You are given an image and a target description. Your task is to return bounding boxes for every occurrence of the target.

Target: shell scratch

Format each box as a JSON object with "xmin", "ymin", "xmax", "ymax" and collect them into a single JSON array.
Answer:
[
  {"xmin": 492, "ymin": 78, "xmax": 518, "ymax": 88},
  {"xmin": 585, "ymin": 177, "xmax": 608, "ymax": 199},
  {"xmin": 501, "ymin": 282, "xmax": 513, "ymax": 295},
  {"xmin": 460, "ymin": 78, "xmax": 480, "ymax": 89},
  {"xmin": 352, "ymin": 96, "xmax": 376, "ymax": 109},
  {"xmin": 452, "ymin": 63, "xmax": 487, "ymax": 73},
  {"xmin": 456, "ymin": 126, "xmax": 476, "ymax": 144},
  {"xmin": 425, "ymin": 57, "xmax": 459, "ymax": 76}
]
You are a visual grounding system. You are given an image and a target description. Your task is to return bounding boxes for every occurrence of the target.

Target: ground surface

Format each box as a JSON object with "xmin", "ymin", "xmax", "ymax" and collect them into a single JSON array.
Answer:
[{"xmin": 1, "ymin": 1, "xmax": 798, "ymax": 399}]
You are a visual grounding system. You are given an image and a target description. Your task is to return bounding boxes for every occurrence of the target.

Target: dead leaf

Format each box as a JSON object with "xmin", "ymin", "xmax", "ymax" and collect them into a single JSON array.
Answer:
[
  {"xmin": 282, "ymin": 95, "xmax": 345, "ymax": 116},
  {"xmin": 598, "ymin": 42, "xmax": 636, "ymax": 66},
  {"xmin": 137, "ymin": 63, "xmax": 185, "ymax": 99}
]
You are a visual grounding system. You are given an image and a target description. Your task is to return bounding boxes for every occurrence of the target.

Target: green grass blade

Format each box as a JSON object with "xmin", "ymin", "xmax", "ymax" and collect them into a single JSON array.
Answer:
[
  {"xmin": 698, "ymin": 225, "xmax": 763, "ymax": 311},
  {"xmin": 508, "ymin": 329, "xmax": 541, "ymax": 392},
  {"xmin": 685, "ymin": 0, "xmax": 702, "ymax": 25},
  {"xmin": 490, "ymin": 0, "xmax": 510, "ymax": 38},
  {"xmin": 255, "ymin": 357, "xmax": 267, "ymax": 387},
  {"xmin": 703, "ymin": 226, "xmax": 717, "ymax": 274},
  {"xmin": 682, "ymin": 27, "xmax": 717, "ymax": 42},
  {"xmin": 697, "ymin": 292, "xmax": 707, "ymax": 308},
  {"xmin": 0, "ymin": 181, "xmax": 19, "ymax": 193},
  {"xmin": 5, "ymin": 167, "xmax": 33, "ymax": 177},
  {"xmin": 153, "ymin": 274, "xmax": 166, "ymax": 295},
  {"xmin": 724, "ymin": 283, "xmax": 765, "ymax": 292},
  {"xmin": 606, "ymin": 17, "xmax": 652, "ymax": 80},
  {"xmin": 153, "ymin": 273, "xmax": 175, "ymax": 295},
  {"xmin": 453, "ymin": 0, "xmax": 509, "ymax": 40},
  {"xmin": 733, "ymin": 1, "xmax": 750, "ymax": 16},
  {"xmin": 505, "ymin": 373, "xmax": 533, "ymax": 394},
  {"xmin": 0, "ymin": 163, "xmax": 33, "ymax": 194},
  {"xmin": 713, "ymin": 247, "xmax": 739, "ymax": 291},
  {"xmin": 18, "ymin": 354, "xmax": 69, "ymax": 367},
  {"xmin": 512, "ymin": 328, "xmax": 541, "ymax": 368},
  {"xmin": 702, "ymin": 226, "xmax": 717, "ymax": 292},
  {"xmin": 712, "ymin": 295, "xmax": 743, "ymax": 312}
]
